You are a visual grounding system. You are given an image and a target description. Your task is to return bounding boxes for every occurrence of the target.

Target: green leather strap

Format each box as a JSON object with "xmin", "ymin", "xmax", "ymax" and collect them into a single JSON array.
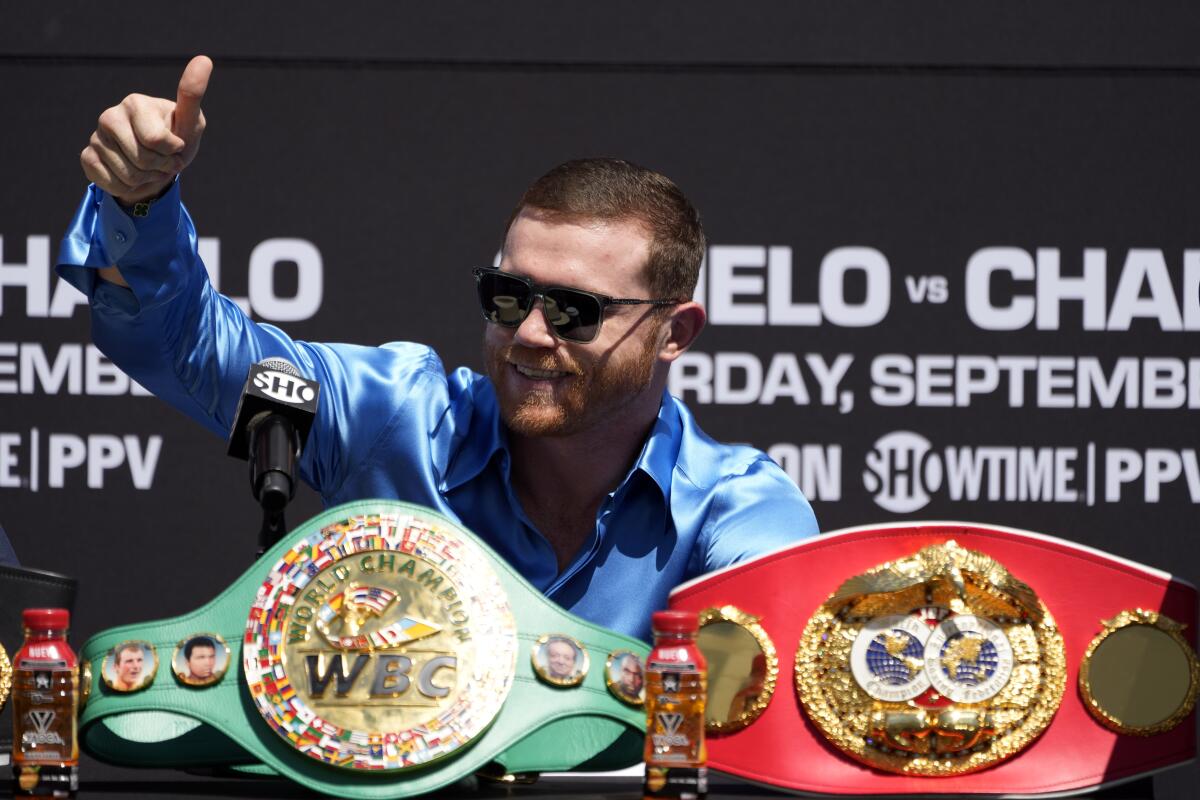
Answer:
[{"xmin": 78, "ymin": 500, "xmax": 647, "ymax": 798}]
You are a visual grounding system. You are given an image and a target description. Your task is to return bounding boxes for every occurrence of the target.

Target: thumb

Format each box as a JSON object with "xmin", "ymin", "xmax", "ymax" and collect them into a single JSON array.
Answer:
[{"xmin": 172, "ymin": 55, "xmax": 213, "ymax": 137}]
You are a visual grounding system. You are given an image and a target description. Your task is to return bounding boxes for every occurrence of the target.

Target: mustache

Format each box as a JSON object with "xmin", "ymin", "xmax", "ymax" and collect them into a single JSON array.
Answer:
[{"xmin": 499, "ymin": 345, "xmax": 583, "ymax": 375}]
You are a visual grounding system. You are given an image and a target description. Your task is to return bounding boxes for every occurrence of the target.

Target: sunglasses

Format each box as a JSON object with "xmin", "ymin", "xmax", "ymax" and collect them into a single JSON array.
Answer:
[{"xmin": 473, "ymin": 267, "xmax": 683, "ymax": 343}]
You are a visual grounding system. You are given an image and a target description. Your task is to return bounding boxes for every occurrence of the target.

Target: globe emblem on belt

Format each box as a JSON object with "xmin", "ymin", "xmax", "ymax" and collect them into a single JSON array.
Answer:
[
  {"xmin": 925, "ymin": 616, "xmax": 1014, "ymax": 704},
  {"xmin": 938, "ymin": 633, "xmax": 998, "ymax": 684},
  {"xmin": 850, "ymin": 614, "xmax": 932, "ymax": 702},
  {"xmin": 867, "ymin": 631, "xmax": 924, "ymax": 684}
]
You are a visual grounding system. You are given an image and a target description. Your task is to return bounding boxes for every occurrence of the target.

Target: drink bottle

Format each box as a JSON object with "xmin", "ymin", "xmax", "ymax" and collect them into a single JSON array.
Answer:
[
  {"xmin": 12, "ymin": 608, "xmax": 78, "ymax": 797},
  {"xmin": 643, "ymin": 610, "xmax": 706, "ymax": 800}
]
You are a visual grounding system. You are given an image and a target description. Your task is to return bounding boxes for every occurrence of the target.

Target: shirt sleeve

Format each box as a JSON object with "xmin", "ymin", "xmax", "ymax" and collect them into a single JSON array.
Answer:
[
  {"xmin": 699, "ymin": 456, "xmax": 820, "ymax": 572},
  {"xmin": 0, "ymin": 524, "xmax": 18, "ymax": 566},
  {"xmin": 54, "ymin": 181, "xmax": 441, "ymax": 498}
]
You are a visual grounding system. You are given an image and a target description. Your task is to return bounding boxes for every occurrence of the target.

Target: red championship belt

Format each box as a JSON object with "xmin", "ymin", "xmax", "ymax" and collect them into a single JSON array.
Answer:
[{"xmin": 669, "ymin": 522, "xmax": 1198, "ymax": 795}]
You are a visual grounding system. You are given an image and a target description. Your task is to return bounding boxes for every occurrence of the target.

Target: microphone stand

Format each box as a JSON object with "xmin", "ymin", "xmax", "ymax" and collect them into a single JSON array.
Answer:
[
  {"xmin": 250, "ymin": 414, "xmax": 299, "ymax": 560},
  {"xmin": 258, "ymin": 507, "xmax": 288, "ymax": 561}
]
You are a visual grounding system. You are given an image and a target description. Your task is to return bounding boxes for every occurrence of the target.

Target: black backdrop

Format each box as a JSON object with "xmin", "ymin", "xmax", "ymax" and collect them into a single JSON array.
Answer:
[{"xmin": 1, "ymin": 3, "xmax": 1197, "ymax": 794}]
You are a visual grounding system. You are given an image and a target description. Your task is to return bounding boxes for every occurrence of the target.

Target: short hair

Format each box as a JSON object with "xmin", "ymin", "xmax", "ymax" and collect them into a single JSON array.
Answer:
[
  {"xmin": 114, "ymin": 642, "xmax": 141, "ymax": 662},
  {"xmin": 506, "ymin": 158, "xmax": 706, "ymax": 300},
  {"xmin": 184, "ymin": 636, "xmax": 216, "ymax": 660}
]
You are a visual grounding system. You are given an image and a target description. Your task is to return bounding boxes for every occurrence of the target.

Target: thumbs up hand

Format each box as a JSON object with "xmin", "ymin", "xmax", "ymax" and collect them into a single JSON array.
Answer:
[{"xmin": 81, "ymin": 55, "xmax": 213, "ymax": 204}]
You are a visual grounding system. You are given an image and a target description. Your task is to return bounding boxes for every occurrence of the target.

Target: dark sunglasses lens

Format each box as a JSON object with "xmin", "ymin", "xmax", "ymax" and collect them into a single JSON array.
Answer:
[
  {"xmin": 544, "ymin": 289, "xmax": 602, "ymax": 342},
  {"xmin": 477, "ymin": 272, "xmax": 531, "ymax": 326}
]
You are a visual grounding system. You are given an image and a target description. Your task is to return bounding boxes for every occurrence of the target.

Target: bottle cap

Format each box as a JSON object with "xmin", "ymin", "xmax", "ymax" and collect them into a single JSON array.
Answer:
[
  {"xmin": 651, "ymin": 610, "xmax": 698, "ymax": 635},
  {"xmin": 23, "ymin": 608, "xmax": 70, "ymax": 629}
]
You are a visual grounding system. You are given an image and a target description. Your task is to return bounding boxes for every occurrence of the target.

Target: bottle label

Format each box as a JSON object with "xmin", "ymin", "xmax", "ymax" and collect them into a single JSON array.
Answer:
[
  {"xmin": 13, "ymin": 660, "xmax": 78, "ymax": 768},
  {"xmin": 647, "ymin": 659, "xmax": 698, "ymax": 672},
  {"xmin": 21, "ymin": 710, "xmax": 67, "ymax": 748},
  {"xmin": 651, "ymin": 711, "xmax": 692, "ymax": 749},
  {"xmin": 644, "ymin": 765, "xmax": 708, "ymax": 800}
]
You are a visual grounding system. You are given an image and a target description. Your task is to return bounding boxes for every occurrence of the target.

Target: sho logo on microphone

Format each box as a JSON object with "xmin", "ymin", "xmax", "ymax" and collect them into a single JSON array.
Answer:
[{"xmin": 252, "ymin": 368, "xmax": 316, "ymax": 405}]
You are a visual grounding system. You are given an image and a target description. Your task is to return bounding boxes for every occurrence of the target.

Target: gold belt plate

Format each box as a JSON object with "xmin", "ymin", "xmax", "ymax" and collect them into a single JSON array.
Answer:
[
  {"xmin": 796, "ymin": 540, "xmax": 1066, "ymax": 776},
  {"xmin": 244, "ymin": 512, "xmax": 519, "ymax": 771}
]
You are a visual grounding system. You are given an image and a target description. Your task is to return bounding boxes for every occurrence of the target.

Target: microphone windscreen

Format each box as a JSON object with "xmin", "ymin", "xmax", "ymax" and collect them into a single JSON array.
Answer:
[{"xmin": 257, "ymin": 357, "xmax": 301, "ymax": 377}]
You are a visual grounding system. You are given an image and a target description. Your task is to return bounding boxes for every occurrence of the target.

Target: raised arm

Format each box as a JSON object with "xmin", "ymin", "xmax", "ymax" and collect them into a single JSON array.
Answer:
[{"xmin": 58, "ymin": 57, "xmax": 454, "ymax": 501}]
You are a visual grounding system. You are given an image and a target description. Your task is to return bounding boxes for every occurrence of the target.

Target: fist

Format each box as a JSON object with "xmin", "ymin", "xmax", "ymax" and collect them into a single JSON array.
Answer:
[{"xmin": 81, "ymin": 55, "xmax": 212, "ymax": 204}]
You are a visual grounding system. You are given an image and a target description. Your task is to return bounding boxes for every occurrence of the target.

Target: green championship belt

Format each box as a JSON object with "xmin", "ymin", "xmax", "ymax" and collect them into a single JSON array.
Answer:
[{"xmin": 77, "ymin": 501, "xmax": 648, "ymax": 797}]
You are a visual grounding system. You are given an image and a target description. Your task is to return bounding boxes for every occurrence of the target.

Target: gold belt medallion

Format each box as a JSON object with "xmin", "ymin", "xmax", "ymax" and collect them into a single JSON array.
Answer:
[
  {"xmin": 796, "ymin": 541, "xmax": 1065, "ymax": 775},
  {"xmin": 244, "ymin": 512, "xmax": 519, "ymax": 771},
  {"xmin": 0, "ymin": 642, "xmax": 11, "ymax": 711}
]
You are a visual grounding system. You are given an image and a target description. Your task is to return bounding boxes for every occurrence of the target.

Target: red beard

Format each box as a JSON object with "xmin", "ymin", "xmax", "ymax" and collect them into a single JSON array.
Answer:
[{"xmin": 484, "ymin": 334, "xmax": 658, "ymax": 438}]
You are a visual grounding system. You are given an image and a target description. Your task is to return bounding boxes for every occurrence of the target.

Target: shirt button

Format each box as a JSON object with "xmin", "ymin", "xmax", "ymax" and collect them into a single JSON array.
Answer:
[{"xmin": 114, "ymin": 231, "xmax": 127, "ymax": 243}]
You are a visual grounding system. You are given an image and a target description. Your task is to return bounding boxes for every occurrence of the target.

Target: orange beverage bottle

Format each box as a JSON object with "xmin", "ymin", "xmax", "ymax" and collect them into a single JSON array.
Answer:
[
  {"xmin": 643, "ymin": 610, "xmax": 707, "ymax": 800},
  {"xmin": 11, "ymin": 608, "xmax": 78, "ymax": 797}
]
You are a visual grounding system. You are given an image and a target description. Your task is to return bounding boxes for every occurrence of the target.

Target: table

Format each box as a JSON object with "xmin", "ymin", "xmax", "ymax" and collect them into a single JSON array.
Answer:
[{"xmin": 0, "ymin": 755, "xmax": 1166, "ymax": 799}]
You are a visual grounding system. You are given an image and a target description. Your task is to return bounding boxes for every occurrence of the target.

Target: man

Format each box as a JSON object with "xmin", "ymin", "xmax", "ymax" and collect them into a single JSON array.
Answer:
[
  {"xmin": 545, "ymin": 638, "xmax": 579, "ymax": 681},
  {"xmin": 59, "ymin": 56, "xmax": 818, "ymax": 642},
  {"xmin": 617, "ymin": 653, "xmax": 644, "ymax": 698},
  {"xmin": 111, "ymin": 643, "xmax": 144, "ymax": 691},
  {"xmin": 183, "ymin": 637, "xmax": 218, "ymax": 684}
]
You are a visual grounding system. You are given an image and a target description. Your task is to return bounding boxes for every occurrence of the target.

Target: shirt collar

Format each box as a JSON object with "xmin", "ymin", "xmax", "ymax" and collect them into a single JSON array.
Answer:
[
  {"xmin": 440, "ymin": 379, "xmax": 509, "ymax": 493},
  {"xmin": 630, "ymin": 391, "xmax": 682, "ymax": 502},
  {"xmin": 441, "ymin": 384, "xmax": 682, "ymax": 503}
]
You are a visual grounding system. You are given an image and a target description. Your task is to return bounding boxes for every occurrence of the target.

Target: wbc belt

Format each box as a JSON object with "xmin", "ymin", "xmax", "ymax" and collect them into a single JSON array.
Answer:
[
  {"xmin": 669, "ymin": 522, "xmax": 1198, "ymax": 796},
  {"xmin": 77, "ymin": 501, "xmax": 648, "ymax": 798}
]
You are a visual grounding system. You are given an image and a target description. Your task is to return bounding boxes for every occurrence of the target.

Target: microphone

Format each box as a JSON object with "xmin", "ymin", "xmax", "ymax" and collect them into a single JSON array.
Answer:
[{"xmin": 227, "ymin": 358, "xmax": 320, "ymax": 557}]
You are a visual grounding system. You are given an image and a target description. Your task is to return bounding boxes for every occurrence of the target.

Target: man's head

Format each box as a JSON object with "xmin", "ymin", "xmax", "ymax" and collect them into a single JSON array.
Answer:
[
  {"xmin": 504, "ymin": 159, "xmax": 706, "ymax": 302},
  {"xmin": 185, "ymin": 636, "xmax": 217, "ymax": 680},
  {"xmin": 115, "ymin": 643, "xmax": 144, "ymax": 686},
  {"xmin": 484, "ymin": 159, "xmax": 707, "ymax": 439},
  {"xmin": 546, "ymin": 638, "xmax": 577, "ymax": 679},
  {"xmin": 618, "ymin": 653, "xmax": 644, "ymax": 696}
]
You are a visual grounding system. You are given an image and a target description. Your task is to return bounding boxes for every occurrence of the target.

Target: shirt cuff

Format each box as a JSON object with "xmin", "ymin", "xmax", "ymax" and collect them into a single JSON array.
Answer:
[{"xmin": 97, "ymin": 177, "xmax": 181, "ymax": 262}]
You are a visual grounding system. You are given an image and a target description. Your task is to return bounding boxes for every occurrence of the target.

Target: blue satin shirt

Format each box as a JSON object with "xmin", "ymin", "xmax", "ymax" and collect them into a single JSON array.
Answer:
[{"xmin": 57, "ymin": 181, "xmax": 818, "ymax": 641}]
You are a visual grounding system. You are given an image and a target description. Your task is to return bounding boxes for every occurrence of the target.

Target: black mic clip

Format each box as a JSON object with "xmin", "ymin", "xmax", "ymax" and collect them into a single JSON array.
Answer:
[{"xmin": 248, "ymin": 410, "xmax": 299, "ymax": 511}]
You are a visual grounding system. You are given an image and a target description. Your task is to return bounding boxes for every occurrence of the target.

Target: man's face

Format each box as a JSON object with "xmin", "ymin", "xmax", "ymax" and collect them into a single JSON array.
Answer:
[
  {"xmin": 619, "ymin": 656, "xmax": 644, "ymax": 695},
  {"xmin": 117, "ymin": 648, "xmax": 143, "ymax": 685},
  {"xmin": 484, "ymin": 210, "xmax": 665, "ymax": 438},
  {"xmin": 188, "ymin": 644, "xmax": 216, "ymax": 679},
  {"xmin": 547, "ymin": 640, "xmax": 576, "ymax": 678}
]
